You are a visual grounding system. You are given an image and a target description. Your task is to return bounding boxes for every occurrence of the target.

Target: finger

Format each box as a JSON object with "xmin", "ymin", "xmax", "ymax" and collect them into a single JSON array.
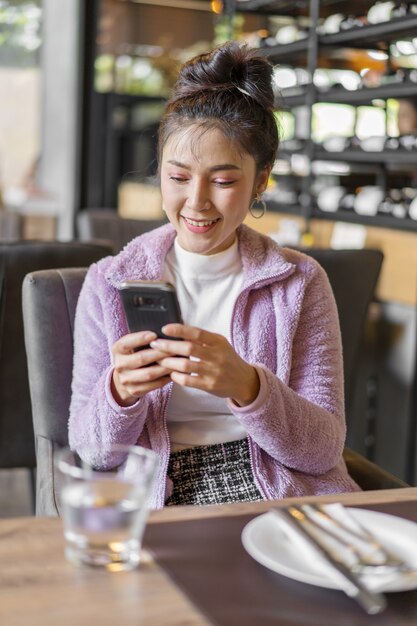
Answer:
[
  {"xmin": 114, "ymin": 368, "xmax": 171, "ymax": 398},
  {"xmin": 133, "ymin": 347, "xmax": 173, "ymax": 368},
  {"xmin": 157, "ymin": 356, "xmax": 200, "ymax": 375},
  {"xmin": 114, "ymin": 347, "xmax": 169, "ymax": 372},
  {"xmin": 147, "ymin": 375, "xmax": 172, "ymax": 389},
  {"xmin": 117, "ymin": 364, "xmax": 172, "ymax": 387},
  {"xmin": 137, "ymin": 364, "xmax": 172, "ymax": 382},
  {"xmin": 170, "ymin": 371, "xmax": 211, "ymax": 389},
  {"xmin": 112, "ymin": 367, "xmax": 171, "ymax": 404},
  {"xmin": 129, "ymin": 375, "xmax": 172, "ymax": 395},
  {"xmin": 114, "ymin": 331, "xmax": 157, "ymax": 355},
  {"xmin": 161, "ymin": 324, "xmax": 216, "ymax": 345},
  {"xmin": 150, "ymin": 338, "xmax": 207, "ymax": 360}
]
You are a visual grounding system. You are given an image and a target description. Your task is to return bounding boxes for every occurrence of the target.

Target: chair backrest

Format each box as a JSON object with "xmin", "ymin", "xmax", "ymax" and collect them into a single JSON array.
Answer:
[
  {"xmin": 0, "ymin": 211, "xmax": 23, "ymax": 240},
  {"xmin": 0, "ymin": 240, "xmax": 113, "ymax": 477},
  {"xmin": 24, "ymin": 248, "xmax": 402, "ymax": 516},
  {"xmin": 302, "ymin": 248, "xmax": 384, "ymax": 438},
  {"xmin": 23, "ymin": 267, "xmax": 88, "ymax": 515},
  {"xmin": 77, "ymin": 208, "xmax": 167, "ymax": 253}
]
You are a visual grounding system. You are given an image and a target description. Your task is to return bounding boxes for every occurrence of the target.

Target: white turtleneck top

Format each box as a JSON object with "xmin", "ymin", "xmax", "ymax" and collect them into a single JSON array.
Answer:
[{"xmin": 162, "ymin": 237, "xmax": 247, "ymax": 451}]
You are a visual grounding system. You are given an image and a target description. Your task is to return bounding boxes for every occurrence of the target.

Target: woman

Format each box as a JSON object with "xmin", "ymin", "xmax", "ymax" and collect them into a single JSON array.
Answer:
[{"xmin": 69, "ymin": 41, "xmax": 359, "ymax": 508}]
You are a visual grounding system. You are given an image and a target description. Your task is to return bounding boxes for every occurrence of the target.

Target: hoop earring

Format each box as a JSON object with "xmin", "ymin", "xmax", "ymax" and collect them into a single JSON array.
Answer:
[{"xmin": 249, "ymin": 194, "xmax": 266, "ymax": 219}]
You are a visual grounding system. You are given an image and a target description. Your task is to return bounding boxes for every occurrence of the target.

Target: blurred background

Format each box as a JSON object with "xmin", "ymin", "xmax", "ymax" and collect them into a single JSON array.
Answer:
[
  {"xmin": 0, "ymin": 0, "xmax": 265, "ymax": 238},
  {"xmin": 1, "ymin": 0, "xmax": 417, "ymax": 514},
  {"xmin": 3, "ymin": 0, "xmax": 416, "ymax": 240}
]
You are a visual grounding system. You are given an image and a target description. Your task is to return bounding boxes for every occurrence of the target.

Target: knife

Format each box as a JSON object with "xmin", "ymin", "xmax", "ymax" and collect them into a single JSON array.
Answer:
[{"xmin": 271, "ymin": 506, "xmax": 387, "ymax": 615}]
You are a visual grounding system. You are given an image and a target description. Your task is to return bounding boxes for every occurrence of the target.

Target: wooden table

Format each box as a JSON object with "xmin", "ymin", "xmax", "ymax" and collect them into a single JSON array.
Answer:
[{"xmin": 1, "ymin": 488, "xmax": 417, "ymax": 626}]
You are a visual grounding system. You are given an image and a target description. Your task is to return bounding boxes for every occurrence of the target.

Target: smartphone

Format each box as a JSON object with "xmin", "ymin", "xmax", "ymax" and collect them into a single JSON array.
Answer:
[{"xmin": 118, "ymin": 280, "xmax": 183, "ymax": 348}]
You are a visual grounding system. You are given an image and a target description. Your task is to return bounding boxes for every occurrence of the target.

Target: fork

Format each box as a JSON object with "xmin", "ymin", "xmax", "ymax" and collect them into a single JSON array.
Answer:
[
  {"xmin": 300, "ymin": 503, "xmax": 408, "ymax": 575},
  {"xmin": 272, "ymin": 506, "xmax": 387, "ymax": 614}
]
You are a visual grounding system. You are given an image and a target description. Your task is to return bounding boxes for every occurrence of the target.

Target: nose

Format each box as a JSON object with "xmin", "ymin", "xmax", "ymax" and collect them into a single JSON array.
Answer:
[{"xmin": 186, "ymin": 179, "xmax": 210, "ymax": 212}]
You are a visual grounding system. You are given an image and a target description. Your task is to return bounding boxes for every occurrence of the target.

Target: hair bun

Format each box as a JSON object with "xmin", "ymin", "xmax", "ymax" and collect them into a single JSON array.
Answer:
[{"xmin": 173, "ymin": 41, "xmax": 275, "ymax": 111}]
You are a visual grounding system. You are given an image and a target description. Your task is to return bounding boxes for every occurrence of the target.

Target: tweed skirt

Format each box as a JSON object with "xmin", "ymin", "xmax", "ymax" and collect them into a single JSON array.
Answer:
[{"xmin": 165, "ymin": 438, "xmax": 264, "ymax": 506}]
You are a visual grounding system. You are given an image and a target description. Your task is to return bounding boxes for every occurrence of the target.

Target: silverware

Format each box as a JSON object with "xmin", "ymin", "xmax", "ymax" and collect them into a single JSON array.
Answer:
[
  {"xmin": 272, "ymin": 506, "xmax": 387, "ymax": 615},
  {"xmin": 302, "ymin": 504, "xmax": 405, "ymax": 574}
]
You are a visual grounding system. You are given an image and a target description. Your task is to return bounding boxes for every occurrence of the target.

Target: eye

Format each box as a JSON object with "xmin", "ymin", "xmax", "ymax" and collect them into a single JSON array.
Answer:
[
  {"xmin": 213, "ymin": 179, "xmax": 235, "ymax": 187},
  {"xmin": 169, "ymin": 176, "xmax": 188, "ymax": 184}
]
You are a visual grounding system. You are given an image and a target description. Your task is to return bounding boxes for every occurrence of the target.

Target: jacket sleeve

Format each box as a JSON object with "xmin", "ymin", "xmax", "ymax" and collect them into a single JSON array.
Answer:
[
  {"xmin": 228, "ymin": 261, "xmax": 346, "ymax": 475},
  {"xmin": 68, "ymin": 262, "xmax": 148, "ymax": 461}
]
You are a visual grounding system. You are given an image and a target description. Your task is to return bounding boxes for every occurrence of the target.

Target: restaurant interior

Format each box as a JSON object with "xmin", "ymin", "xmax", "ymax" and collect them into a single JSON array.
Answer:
[{"xmin": 1, "ymin": 1, "xmax": 417, "ymax": 623}]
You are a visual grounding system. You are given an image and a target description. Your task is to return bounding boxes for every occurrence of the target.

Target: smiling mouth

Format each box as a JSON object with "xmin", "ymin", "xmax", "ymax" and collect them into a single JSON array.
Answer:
[{"xmin": 183, "ymin": 217, "xmax": 220, "ymax": 227}]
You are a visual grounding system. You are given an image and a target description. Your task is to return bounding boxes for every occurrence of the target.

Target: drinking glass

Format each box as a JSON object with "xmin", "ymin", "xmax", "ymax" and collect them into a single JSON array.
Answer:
[{"xmin": 56, "ymin": 444, "xmax": 158, "ymax": 571}]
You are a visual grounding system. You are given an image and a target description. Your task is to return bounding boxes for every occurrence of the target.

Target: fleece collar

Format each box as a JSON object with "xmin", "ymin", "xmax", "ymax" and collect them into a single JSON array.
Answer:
[{"xmin": 105, "ymin": 222, "xmax": 295, "ymax": 289}]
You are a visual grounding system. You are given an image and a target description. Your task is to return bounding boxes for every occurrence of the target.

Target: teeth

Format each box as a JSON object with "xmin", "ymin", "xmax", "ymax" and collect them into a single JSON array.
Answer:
[{"xmin": 185, "ymin": 218, "xmax": 218, "ymax": 227}]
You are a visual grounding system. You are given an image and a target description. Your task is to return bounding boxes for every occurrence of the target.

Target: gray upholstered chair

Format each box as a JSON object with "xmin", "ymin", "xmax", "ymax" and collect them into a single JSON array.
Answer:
[
  {"xmin": 302, "ymin": 248, "xmax": 384, "ymax": 432},
  {"xmin": 23, "ymin": 257, "xmax": 406, "ymax": 517},
  {"xmin": 77, "ymin": 208, "xmax": 167, "ymax": 254},
  {"xmin": 0, "ymin": 241, "xmax": 113, "ymax": 513},
  {"xmin": 23, "ymin": 268, "xmax": 89, "ymax": 515}
]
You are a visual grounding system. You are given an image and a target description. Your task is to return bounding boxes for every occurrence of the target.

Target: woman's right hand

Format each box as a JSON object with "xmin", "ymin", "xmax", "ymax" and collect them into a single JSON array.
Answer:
[{"xmin": 111, "ymin": 331, "xmax": 172, "ymax": 406}]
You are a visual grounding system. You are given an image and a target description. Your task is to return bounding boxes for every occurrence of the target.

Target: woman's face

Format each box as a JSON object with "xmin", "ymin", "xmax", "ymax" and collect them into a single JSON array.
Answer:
[{"xmin": 160, "ymin": 126, "xmax": 269, "ymax": 255}]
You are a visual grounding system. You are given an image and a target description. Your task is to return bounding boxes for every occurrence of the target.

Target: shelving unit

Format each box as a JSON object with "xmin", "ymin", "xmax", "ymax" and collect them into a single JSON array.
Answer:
[
  {"xmin": 279, "ymin": 80, "xmax": 417, "ymax": 108},
  {"xmin": 320, "ymin": 14, "xmax": 417, "ymax": 48},
  {"xmin": 235, "ymin": 0, "xmax": 417, "ymax": 233},
  {"xmin": 311, "ymin": 208, "xmax": 417, "ymax": 232},
  {"xmin": 315, "ymin": 81, "xmax": 417, "ymax": 105},
  {"xmin": 237, "ymin": 0, "xmax": 417, "ymax": 480},
  {"xmin": 313, "ymin": 147, "xmax": 417, "ymax": 165}
]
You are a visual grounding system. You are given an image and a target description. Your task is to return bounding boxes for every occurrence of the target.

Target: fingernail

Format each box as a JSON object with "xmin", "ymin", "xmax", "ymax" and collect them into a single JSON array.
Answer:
[{"xmin": 144, "ymin": 332, "xmax": 157, "ymax": 341}]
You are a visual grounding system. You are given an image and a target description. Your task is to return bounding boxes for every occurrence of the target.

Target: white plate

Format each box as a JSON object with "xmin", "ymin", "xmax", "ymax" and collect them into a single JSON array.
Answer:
[{"xmin": 241, "ymin": 508, "xmax": 417, "ymax": 593}]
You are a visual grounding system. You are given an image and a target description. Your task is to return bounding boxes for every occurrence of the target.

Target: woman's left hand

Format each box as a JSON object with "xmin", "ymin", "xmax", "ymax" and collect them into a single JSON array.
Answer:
[{"xmin": 150, "ymin": 324, "xmax": 260, "ymax": 407}]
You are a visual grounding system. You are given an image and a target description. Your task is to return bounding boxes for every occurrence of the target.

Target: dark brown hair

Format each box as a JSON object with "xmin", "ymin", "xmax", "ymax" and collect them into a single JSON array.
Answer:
[{"xmin": 158, "ymin": 41, "xmax": 279, "ymax": 172}]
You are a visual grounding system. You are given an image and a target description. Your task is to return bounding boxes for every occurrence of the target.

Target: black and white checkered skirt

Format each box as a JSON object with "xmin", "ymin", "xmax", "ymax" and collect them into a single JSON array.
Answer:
[{"xmin": 165, "ymin": 438, "xmax": 264, "ymax": 506}]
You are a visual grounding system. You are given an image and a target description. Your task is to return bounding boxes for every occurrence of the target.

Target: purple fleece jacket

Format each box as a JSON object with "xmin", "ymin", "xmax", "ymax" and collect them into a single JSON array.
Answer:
[{"xmin": 69, "ymin": 223, "xmax": 360, "ymax": 508}]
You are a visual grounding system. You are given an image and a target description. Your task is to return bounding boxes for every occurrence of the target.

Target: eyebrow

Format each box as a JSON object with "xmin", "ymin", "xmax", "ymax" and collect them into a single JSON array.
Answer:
[{"xmin": 167, "ymin": 160, "xmax": 241, "ymax": 172}]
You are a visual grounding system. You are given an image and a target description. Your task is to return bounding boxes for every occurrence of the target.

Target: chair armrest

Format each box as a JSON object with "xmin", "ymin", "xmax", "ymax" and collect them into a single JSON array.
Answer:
[{"xmin": 343, "ymin": 447, "xmax": 408, "ymax": 490}]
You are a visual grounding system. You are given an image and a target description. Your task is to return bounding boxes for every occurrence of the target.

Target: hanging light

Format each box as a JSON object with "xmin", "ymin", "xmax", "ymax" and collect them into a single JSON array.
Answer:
[{"xmin": 211, "ymin": 0, "xmax": 223, "ymax": 14}]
